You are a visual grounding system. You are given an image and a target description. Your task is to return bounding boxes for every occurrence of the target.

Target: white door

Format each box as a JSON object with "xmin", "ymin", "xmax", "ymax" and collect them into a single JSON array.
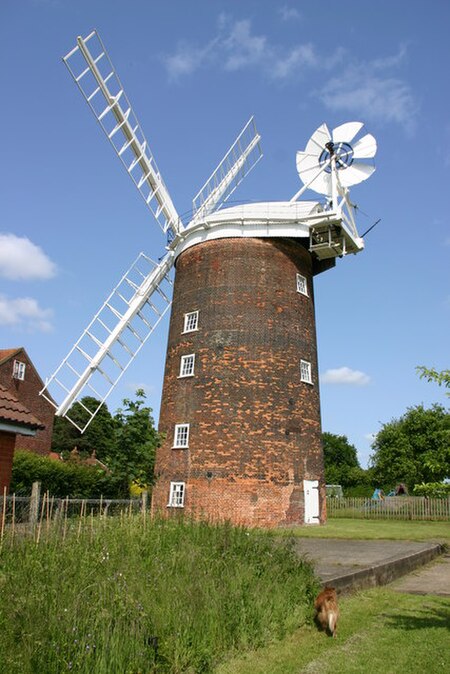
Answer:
[{"xmin": 304, "ymin": 480, "xmax": 320, "ymax": 524}]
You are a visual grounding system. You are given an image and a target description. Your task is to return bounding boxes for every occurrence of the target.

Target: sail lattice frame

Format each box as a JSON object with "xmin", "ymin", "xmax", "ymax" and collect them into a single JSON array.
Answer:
[{"xmin": 41, "ymin": 252, "xmax": 174, "ymax": 432}]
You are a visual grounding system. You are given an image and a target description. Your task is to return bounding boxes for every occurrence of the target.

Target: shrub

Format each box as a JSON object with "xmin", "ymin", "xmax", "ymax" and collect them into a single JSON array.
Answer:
[
  {"xmin": 11, "ymin": 450, "xmax": 127, "ymax": 498},
  {"xmin": 343, "ymin": 485, "xmax": 374, "ymax": 497},
  {"xmin": 413, "ymin": 482, "xmax": 450, "ymax": 498}
]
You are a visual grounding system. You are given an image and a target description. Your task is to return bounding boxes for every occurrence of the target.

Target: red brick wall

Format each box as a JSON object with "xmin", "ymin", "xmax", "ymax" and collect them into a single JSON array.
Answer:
[
  {"xmin": 152, "ymin": 237, "xmax": 326, "ymax": 527},
  {"xmin": 0, "ymin": 432, "xmax": 15, "ymax": 493},
  {"xmin": 0, "ymin": 351, "xmax": 55, "ymax": 455}
]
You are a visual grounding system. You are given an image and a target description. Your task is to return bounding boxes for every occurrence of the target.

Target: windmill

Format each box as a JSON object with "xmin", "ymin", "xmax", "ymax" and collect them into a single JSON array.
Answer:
[{"xmin": 41, "ymin": 30, "xmax": 377, "ymax": 527}]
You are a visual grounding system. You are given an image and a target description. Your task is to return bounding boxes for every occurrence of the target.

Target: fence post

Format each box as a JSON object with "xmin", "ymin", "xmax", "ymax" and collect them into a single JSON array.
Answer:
[
  {"xmin": 29, "ymin": 481, "xmax": 41, "ymax": 528},
  {"xmin": 141, "ymin": 491, "xmax": 148, "ymax": 516}
]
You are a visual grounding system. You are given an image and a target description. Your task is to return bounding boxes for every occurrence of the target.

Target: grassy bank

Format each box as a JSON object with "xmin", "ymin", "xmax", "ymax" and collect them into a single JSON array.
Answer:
[
  {"xmin": 0, "ymin": 516, "xmax": 319, "ymax": 673},
  {"xmin": 280, "ymin": 518, "xmax": 450, "ymax": 543},
  {"xmin": 215, "ymin": 588, "xmax": 450, "ymax": 674}
]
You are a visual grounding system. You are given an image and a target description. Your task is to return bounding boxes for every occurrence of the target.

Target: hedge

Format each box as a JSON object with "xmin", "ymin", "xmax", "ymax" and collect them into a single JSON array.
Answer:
[{"xmin": 11, "ymin": 450, "xmax": 128, "ymax": 498}]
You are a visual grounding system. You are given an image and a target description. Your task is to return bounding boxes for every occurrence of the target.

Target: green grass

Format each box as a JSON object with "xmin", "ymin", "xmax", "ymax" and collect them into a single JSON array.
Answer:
[
  {"xmin": 1, "ymin": 517, "xmax": 448, "ymax": 673},
  {"xmin": 0, "ymin": 516, "xmax": 319, "ymax": 673},
  {"xmin": 278, "ymin": 518, "xmax": 450, "ymax": 543},
  {"xmin": 214, "ymin": 588, "xmax": 450, "ymax": 674}
]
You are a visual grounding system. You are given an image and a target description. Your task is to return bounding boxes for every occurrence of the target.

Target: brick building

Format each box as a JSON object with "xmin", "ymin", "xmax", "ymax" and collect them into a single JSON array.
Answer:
[
  {"xmin": 0, "ymin": 348, "xmax": 55, "ymax": 455},
  {"xmin": 152, "ymin": 237, "xmax": 329, "ymax": 527},
  {"xmin": 0, "ymin": 385, "xmax": 44, "ymax": 493}
]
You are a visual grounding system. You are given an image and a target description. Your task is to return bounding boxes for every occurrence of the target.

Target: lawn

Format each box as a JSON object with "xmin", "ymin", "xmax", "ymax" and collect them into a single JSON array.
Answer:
[
  {"xmin": 1, "ymin": 516, "xmax": 448, "ymax": 672},
  {"xmin": 214, "ymin": 588, "xmax": 450, "ymax": 674},
  {"xmin": 279, "ymin": 518, "xmax": 450, "ymax": 544}
]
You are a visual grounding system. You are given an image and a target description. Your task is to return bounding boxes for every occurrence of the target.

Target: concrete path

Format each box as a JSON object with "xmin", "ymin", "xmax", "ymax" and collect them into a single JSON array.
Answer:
[
  {"xmin": 390, "ymin": 551, "xmax": 450, "ymax": 597},
  {"xmin": 292, "ymin": 538, "xmax": 446, "ymax": 594}
]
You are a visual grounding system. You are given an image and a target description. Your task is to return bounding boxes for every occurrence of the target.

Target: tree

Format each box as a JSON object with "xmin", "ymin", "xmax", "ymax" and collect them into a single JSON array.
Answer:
[
  {"xmin": 322, "ymin": 432, "xmax": 367, "ymax": 487},
  {"xmin": 416, "ymin": 366, "xmax": 450, "ymax": 396},
  {"xmin": 110, "ymin": 389, "xmax": 162, "ymax": 490},
  {"xmin": 51, "ymin": 397, "xmax": 115, "ymax": 461},
  {"xmin": 51, "ymin": 391, "xmax": 162, "ymax": 495},
  {"xmin": 370, "ymin": 404, "xmax": 450, "ymax": 489}
]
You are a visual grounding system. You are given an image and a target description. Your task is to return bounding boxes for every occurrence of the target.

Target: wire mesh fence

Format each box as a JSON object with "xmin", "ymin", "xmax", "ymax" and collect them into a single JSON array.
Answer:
[
  {"xmin": 326, "ymin": 496, "xmax": 450, "ymax": 521},
  {"xmin": 1, "ymin": 483, "xmax": 149, "ymax": 547}
]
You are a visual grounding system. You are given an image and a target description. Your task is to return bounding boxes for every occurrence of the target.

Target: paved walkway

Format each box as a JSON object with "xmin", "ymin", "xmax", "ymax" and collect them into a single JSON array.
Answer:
[
  {"xmin": 292, "ymin": 538, "xmax": 446, "ymax": 595},
  {"xmin": 390, "ymin": 551, "xmax": 450, "ymax": 597}
]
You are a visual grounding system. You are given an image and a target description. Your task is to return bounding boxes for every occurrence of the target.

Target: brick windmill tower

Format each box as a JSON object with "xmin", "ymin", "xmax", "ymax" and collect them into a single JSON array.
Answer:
[{"xmin": 41, "ymin": 32, "xmax": 377, "ymax": 527}]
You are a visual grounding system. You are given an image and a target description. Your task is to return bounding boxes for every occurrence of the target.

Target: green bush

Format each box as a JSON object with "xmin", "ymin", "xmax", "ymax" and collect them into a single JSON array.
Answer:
[
  {"xmin": 343, "ymin": 485, "xmax": 374, "ymax": 497},
  {"xmin": 11, "ymin": 450, "xmax": 127, "ymax": 498},
  {"xmin": 413, "ymin": 482, "xmax": 450, "ymax": 498}
]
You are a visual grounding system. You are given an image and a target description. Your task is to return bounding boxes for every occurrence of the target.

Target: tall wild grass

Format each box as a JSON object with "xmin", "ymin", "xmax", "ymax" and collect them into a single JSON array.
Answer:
[{"xmin": 0, "ymin": 515, "xmax": 318, "ymax": 673}]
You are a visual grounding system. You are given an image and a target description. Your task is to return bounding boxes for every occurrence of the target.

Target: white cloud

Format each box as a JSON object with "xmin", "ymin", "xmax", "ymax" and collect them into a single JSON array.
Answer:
[
  {"xmin": 223, "ymin": 19, "xmax": 267, "ymax": 71},
  {"xmin": 0, "ymin": 233, "xmax": 57, "ymax": 281},
  {"xmin": 163, "ymin": 16, "xmax": 331, "ymax": 81},
  {"xmin": 279, "ymin": 6, "xmax": 302, "ymax": 22},
  {"xmin": 321, "ymin": 366, "xmax": 370, "ymax": 386},
  {"xmin": 0, "ymin": 294, "xmax": 53, "ymax": 332},
  {"xmin": 316, "ymin": 49, "xmax": 418, "ymax": 133},
  {"xmin": 270, "ymin": 44, "xmax": 318, "ymax": 79},
  {"xmin": 163, "ymin": 38, "xmax": 218, "ymax": 80},
  {"xmin": 162, "ymin": 17, "xmax": 417, "ymax": 132}
]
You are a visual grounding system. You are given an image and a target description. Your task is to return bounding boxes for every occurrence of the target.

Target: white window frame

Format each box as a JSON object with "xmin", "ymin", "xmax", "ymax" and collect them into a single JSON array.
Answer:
[
  {"xmin": 173, "ymin": 423, "xmax": 190, "ymax": 448},
  {"xmin": 168, "ymin": 482, "xmax": 185, "ymax": 508},
  {"xmin": 296, "ymin": 273, "xmax": 308, "ymax": 296},
  {"xmin": 179, "ymin": 354, "xmax": 195, "ymax": 378},
  {"xmin": 13, "ymin": 360, "xmax": 26, "ymax": 381},
  {"xmin": 300, "ymin": 359, "xmax": 313, "ymax": 384},
  {"xmin": 183, "ymin": 310, "xmax": 199, "ymax": 333}
]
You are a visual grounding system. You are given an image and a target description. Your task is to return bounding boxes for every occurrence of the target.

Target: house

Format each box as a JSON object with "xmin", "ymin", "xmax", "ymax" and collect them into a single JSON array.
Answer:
[
  {"xmin": 0, "ymin": 384, "xmax": 44, "ymax": 493},
  {"xmin": 0, "ymin": 348, "xmax": 55, "ymax": 455}
]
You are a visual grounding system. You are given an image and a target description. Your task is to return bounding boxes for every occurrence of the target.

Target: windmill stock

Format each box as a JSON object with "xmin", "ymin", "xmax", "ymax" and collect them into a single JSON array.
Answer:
[{"xmin": 40, "ymin": 30, "xmax": 377, "ymax": 527}]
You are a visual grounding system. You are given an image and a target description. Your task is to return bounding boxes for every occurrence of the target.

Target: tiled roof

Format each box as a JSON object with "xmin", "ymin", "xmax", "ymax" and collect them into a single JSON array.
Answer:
[
  {"xmin": 0, "ymin": 348, "xmax": 23, "ymax": 366},
  {"xmin": 0, "ymin": 384, "xmax": 45, "ymax": 430}
]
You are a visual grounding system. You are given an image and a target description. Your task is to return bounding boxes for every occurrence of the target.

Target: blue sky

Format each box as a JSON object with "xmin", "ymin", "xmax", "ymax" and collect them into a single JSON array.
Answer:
[{"xmin": 1, "ymin": 0, "xmax": 448, "ymax": 467}]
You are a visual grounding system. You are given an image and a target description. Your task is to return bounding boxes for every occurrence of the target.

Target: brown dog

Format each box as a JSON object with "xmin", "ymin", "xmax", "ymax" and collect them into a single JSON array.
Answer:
[{"xmin": 314, "ymin": 587, "xmax": 340, "ymax": 637}]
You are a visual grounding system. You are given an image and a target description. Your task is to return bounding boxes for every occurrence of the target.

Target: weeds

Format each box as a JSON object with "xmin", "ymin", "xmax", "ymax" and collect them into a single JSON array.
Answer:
[{"xmin": 0, "ymin": 516, "xmax": 319, "ymax": 673}]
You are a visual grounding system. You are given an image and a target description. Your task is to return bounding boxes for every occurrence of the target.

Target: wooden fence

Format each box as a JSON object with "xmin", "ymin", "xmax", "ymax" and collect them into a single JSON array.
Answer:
[{"xmin": 326, "ymin": 496, "xmax": 450, "ymax": 521}]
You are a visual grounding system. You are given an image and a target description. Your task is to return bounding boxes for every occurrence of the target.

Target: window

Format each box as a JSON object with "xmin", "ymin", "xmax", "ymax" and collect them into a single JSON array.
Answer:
[
  {"xmin": 168, "ymin": 482, "xmax": 185, "ymax": 508},
  {"xmin": 183, "ymin": 310, "xmax": 199, "ymax": 333},
  {"xmin": 173, "ymin": 423, "xmax": 190, "ymax": 448},
  {"xmin": 296, "ymin": 273, "xmax": 308, "ymax": 296},
  {"xmin": 300, "ymin": 360, "xmax": 312, "ymax": 384},
  {"xmin": 179, "ymin": 354, "xmax": 195, "ymax": 378},
  {"xmin": 13, "ymin": 360, "xmax": 26, "ymax": 381}
]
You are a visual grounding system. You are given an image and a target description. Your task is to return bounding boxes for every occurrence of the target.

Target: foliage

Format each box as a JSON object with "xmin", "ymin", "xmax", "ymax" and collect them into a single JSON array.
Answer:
[
  {"xmin": 0, "ymin": 517, "xmax": 319, "ymax": 674},
  {"xmin": 10, "ymin": 450, "xmax": 125, "ymax": 498},
  {"xmin": 342, "ymin": 484, "xmax": 375, "ymax": 497},
  {"xmin": 322, "ymin": 432, "xmax": 368, "ymax": 489},
  {"xmin": 369, "ymin": 404, "xmax": 450, "ymax": 490},
  {"xmin": 51, "ymin": 397, "xmax": 115, "ymax": 460},
  {"xmin": 416, "ymin": 365, "xmax": 450, "ymax": 396},
  {"xmin": 413, "ymin": 482, "xmax": 450, "ymax": 498},
  {"xmin": 110, "ymin": 389, "xmax": 162, "ymax": 490},
  {"xmin": 50, "ymin": 390, "xmax": 161, "ymax": 493}
]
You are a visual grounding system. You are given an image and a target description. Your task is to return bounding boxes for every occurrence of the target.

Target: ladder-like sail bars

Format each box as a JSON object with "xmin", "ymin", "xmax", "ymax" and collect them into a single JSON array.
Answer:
[
  {"xmin": 40, "ymin": 252, "xmax": 174, "ymax": 432},
  {"xmin": 63, "ymin": 31, "xmax": 182, "ymax": 238},
  {"xmin": 192, "ymin": 117, "xmax": 262, "ymax": 222}
]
